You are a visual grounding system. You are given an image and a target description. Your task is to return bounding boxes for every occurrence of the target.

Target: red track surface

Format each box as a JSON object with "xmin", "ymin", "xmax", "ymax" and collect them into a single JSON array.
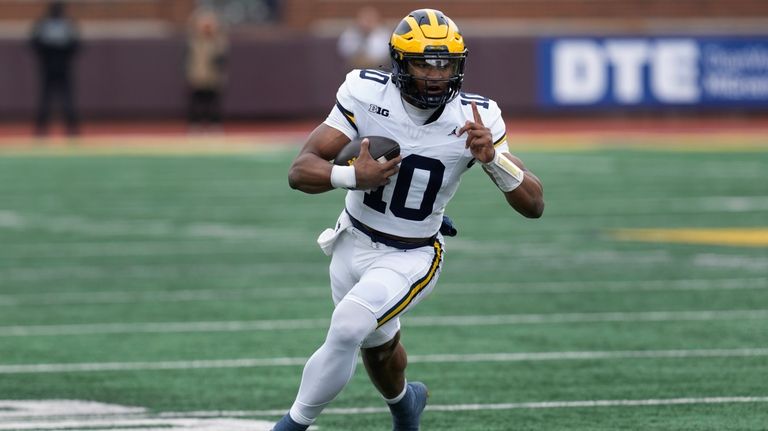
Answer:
[{"xmin": 1, "ymin": 116, "xmax": 768, "ymax": 141}]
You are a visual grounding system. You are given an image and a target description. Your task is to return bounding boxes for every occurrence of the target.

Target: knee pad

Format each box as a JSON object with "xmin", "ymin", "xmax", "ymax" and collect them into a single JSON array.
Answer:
[{"xmin": 326, "ymin": 299, "xmax": 377, "ymax": 348}]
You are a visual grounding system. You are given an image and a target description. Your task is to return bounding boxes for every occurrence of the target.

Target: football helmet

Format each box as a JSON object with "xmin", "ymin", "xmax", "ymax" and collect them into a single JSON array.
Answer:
[{"xmin": 389, "ymin": 9, "xmax": 468, "ymax": 109}]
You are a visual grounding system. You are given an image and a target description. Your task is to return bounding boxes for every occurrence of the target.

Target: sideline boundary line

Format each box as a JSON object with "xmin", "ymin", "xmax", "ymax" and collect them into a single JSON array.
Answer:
[
  {"xmin": 2, "ymin": 396, "xmax": 767, "ymax": 422},
  {"xmin": 207, "ymin": 395, "xmax": 768, "ymax": 417},
  {"xmin": 1, "ymin": 348, "xmax": 767, "ymax": 374},
  {"xmin": 1, "ymin": 277, "xmax": 765, "ymax": 306},
  {"xmin": 1, "ymin": 309, "xmax": 767, "ymax": 337}
]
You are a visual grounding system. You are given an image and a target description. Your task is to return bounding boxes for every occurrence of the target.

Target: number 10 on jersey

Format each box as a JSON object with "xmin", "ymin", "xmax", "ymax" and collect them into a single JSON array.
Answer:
[{"xmin": 363, "ymin": 154, "xmax": 445, "ymax": 222}]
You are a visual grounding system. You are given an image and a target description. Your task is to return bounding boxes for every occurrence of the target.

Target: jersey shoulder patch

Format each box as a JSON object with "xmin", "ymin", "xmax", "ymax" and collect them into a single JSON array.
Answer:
[
  {"xmin": 341, "ymin": 69, "xmax": 392, "ymax": 104},
  {"xmin": 456, "ymin": 91, "xmax": 505, "ymax": 144},
  {"xmin": 457, "ymin": 91, "xmax": 501, "ymax": 119}
]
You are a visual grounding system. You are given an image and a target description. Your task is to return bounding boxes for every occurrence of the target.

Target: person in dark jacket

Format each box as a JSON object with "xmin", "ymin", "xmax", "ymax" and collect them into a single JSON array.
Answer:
[{"xmin": 30, "ymin": 1, "xmax": 80, "ymax": 137}]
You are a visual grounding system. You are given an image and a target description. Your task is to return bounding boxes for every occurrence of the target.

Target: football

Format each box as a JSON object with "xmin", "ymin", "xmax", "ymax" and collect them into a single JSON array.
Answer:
[{"xmin": 333, "ymin": 136, "xmax": 400, "ymax": 166}]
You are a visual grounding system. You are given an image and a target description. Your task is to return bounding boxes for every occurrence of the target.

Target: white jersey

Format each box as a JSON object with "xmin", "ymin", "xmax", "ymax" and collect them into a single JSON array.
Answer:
[{"xmin": 324, "ymin": 69, "xmax": 509, "ymax": 238}]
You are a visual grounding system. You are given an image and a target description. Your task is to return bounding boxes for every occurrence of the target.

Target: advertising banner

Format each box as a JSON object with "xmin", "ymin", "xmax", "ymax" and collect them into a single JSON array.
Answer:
[{"xmin": 538, "ymin": 37, "xmax": 768, "ymax": 108}]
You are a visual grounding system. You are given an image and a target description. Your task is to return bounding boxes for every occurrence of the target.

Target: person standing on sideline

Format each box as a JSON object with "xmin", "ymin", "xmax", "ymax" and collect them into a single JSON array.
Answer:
[
  {"xmin": 337, "ymin": 6, "xmax": 391, "ymax": 70},
  {"xmin": 30, "ymin": 1, "xmax": 80, "ymax": 137},
  {"xmin": 273, "ymin": 8, "xmax": 544, "ymax": 431},
  {"xmin": 186, "ymin": 9, "xmax": 228, "ymax": 133}
]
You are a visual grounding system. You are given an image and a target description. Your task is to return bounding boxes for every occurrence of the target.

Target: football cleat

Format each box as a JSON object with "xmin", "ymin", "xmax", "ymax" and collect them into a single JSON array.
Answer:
[
  {"xmin": 270, "ymin": 413, "xmax": 308, "ymax": 431},
  {"xmin": 390, "ymin": 381, "xmax": 429, "ymax": 431}
]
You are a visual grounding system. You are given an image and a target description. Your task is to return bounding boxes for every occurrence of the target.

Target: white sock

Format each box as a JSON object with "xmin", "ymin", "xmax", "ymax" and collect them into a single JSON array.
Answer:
[{"xmin": 384, "ymin": 382, "xmax": 409, "ymax": 405}]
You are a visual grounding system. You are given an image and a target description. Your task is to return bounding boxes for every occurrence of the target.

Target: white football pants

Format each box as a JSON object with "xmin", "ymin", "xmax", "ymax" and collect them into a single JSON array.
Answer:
[{"xmin": 288, "ymin": 226, "xmax": 444, "ymax": 425}]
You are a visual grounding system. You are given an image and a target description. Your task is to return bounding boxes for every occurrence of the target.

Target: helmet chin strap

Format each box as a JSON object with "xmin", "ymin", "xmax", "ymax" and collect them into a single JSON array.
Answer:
[{"xmin": 390, "ymin": 53, "xmax": 465, "ymax": 109}]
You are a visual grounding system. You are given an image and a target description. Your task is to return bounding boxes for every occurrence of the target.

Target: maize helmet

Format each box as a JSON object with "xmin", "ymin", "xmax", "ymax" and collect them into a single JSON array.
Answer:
[{"xmin": 389, "ymin": 9, "xmax": 468, "ymax": 109}]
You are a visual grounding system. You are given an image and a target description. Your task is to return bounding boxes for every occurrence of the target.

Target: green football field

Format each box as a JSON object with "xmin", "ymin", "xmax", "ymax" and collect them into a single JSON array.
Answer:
[{"xmin": 0, "ymin": 135, "xmax": 766, "ymax": 430}]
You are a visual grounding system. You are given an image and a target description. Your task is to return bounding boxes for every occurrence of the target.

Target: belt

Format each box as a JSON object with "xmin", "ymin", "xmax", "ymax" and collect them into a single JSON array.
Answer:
[{"xmin": 346, "ymin": 211, "xmax": 436, "ymax": 250}]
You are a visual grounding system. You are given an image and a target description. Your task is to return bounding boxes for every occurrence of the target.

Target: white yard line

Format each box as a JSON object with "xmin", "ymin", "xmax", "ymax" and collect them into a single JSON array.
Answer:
[
  {"xmin": 5, "ymin": 251, "xmax": 765, "ymax": 284},
  {"xmin": 1, "ymin": 348, "xmax": 767, "ymax": 374},
  {"xmin": 0, "ymin": 400, "xmax": 146, "ymax": 417},
  {"xmin": 323, "ymin": 396, "xmax": 768, "ymax": 415},
  {"xmin": 0, "ymin": 210, "xmax": 307, "ymax": 242},
  {"xmin": 1, "ymin": 277, "xmax": 765, "ymax": 306},
  {"xmin": 0, "ymin": 318, "xmax": 328, "ymax": 336},
  {"xmin": 1, "ymin": 396, "xmax": 768, "ymax": 425},
  {"xmin": 0, "ymin": 417, "xmax": 270, "ymax": 430},
  {"xmin": 1, "ymin": 309, "xmax": 766, "ymax": 337},
  {"xmin": 0, "ymin": 262, "xmax": 324, "ymax": 283},
  {"xmin": 408, "ymin": 309, "xmax": 768, "ymax": 326},
  {"xmin": 0, "ymin": 287, "xmax": 327, "ymax": 306}
]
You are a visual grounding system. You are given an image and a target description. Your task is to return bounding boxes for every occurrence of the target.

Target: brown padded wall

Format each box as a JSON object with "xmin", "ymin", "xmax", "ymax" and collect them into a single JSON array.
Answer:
[
  {"xmin": 282, "ymin": 0, "xmax": 768, "ymax": 29},
  {"xmin": 0, "ymin": 35, "xmax": 538, "ymax": 120},
  {"xmin": 0, "ymin": 0, "xmax": 194, "ymax": 24},
  {"xmin": 2, "ymin": 0, "xmax": 767, "ymax": 28}
]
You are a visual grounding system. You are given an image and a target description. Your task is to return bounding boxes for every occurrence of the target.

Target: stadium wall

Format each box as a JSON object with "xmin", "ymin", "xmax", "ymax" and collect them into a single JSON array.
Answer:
[
  {"xmin": 282, "ymin": 0, "xmax": 768, "ymax": 29},
  {"xmin": 0, "ymin": 34, "xmax": 536, "ymax": 120},
  {"xmin": 1, "ymin": 33, "xmax": 767, "ymax": 120}
]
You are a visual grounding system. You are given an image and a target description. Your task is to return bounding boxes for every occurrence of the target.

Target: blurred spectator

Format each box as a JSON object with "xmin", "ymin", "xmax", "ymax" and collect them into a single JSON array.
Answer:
[
  {"xmin": 186, "ymin": 9, "xmax": 228, "ymax": 132},
  {"xmin": 337, "ymin": 6, "xmax": 390, "ymax": 70},
  {"xmin": 30, "ymin": 1, "xmax": 80, "ymax": 137}
]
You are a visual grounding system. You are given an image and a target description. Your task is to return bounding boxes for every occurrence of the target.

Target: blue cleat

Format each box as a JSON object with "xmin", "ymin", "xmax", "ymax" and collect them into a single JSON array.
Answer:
[
  {"xmin": 389, "ymin": 381, "xmax": 429, "ymax": 431},
  {"xmin": 271, "ymin": 413, "xmax": 309, "ymax": 431}
]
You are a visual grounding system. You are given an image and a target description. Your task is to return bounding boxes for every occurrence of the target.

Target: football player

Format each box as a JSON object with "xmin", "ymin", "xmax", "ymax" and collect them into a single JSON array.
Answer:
[{"xmin": 274, "ymin": 8, "xmax": 544, "ymax": 431}]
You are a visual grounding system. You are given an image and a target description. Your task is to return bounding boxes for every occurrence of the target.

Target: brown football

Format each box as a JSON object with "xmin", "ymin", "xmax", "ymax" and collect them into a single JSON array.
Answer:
[{"xmin": 333, "ymin": 136, "xmax": 400, "ymax": 166}]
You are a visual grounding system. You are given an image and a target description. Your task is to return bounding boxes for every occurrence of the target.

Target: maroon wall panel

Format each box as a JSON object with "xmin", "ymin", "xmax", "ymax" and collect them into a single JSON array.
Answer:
[{"xmin": 0, "ymin": 35, "xmax": 537, "ymax": 120}]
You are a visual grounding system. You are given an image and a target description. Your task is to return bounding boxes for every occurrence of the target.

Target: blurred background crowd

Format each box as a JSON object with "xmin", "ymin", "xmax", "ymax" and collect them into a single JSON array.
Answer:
[{"xmin": 1, "ymin": 0, "xmax": 767, "ymax": 135}]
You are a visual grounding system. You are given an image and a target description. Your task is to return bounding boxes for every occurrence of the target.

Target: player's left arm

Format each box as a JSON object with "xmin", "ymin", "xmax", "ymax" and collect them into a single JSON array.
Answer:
[
  {"xmin": 458, "ymin": 102, "xmax": 544, "ymax": 218},
  {"xmin": 494, "ymin": 153, "xmax": 544, "ymax": 218}
]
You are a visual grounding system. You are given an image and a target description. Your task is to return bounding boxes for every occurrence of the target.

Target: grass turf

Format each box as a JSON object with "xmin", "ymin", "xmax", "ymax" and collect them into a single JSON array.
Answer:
[{"xmin": 0, "ymin": 143, "xmax": 766, "ymax": 430}]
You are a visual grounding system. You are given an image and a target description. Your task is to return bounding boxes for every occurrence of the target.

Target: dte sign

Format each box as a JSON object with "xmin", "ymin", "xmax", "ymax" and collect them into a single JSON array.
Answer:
[{"xmin": 552, "ymin": 39, "xmax": 700, "ymax": 105}]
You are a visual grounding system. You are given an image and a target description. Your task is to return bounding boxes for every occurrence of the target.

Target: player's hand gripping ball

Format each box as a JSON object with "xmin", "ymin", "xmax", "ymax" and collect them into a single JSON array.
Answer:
[{"xmin": 333, "ymin": 136, "xmax": 400, "ymax": 166}]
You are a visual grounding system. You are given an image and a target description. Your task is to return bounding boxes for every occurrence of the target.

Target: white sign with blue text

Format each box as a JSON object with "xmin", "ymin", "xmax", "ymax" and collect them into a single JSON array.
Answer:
[{"xmin": 538, "ymin": 37, "xmax": 768, "ymax": 108}]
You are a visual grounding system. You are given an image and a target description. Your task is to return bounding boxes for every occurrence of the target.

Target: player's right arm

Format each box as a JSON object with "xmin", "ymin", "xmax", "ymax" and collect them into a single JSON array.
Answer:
[
  {"xmin": 287, "ymin": 124, "xmax": 350, "ymax": 194},
  {"xmin": 287, "ymin": 125, "xmax": 400, "ymax": 194},
  {"xmin": 289, "ymin": 71, "xmax": 400, "ymax": 194}
]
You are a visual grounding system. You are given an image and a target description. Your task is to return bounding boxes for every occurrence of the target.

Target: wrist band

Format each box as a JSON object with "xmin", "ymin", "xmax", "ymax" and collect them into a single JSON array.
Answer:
[
  {"xmin": 481, "ymin": 151, "xmax": 525, "ymax": 192},
  {"xmin": 330, "ymin": 165, "xmax": 356, "ymax": 189}
]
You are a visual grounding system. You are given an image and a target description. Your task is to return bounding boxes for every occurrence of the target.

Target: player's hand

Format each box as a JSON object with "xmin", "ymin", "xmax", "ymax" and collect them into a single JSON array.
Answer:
[
  {"xmin": 458, "ymin": 101, "xmax": 495, "ymax": 164},
  {"xmin": 354, "ymin": 138, "xmax": 401, "ymax": 190}
]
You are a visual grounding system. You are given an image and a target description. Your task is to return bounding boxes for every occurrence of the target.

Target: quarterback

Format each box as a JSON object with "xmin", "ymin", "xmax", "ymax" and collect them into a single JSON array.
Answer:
[{"xmin": 274, "ymin": 8, "xmax": 544, "ymax": 431}]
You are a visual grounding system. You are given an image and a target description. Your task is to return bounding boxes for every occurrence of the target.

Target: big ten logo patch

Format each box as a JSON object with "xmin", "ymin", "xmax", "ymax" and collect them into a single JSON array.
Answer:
[{"xmin": 368, "ymin": 104, "xmax": 390, "ymax": 117}]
